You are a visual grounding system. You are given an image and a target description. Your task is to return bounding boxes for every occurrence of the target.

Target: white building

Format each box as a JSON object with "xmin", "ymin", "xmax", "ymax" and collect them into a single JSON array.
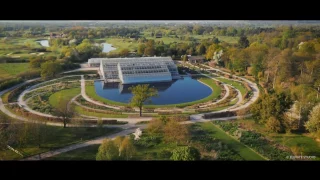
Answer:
[{"xmin": 88, "ymin": 57, "xmax": 180, "ymax": 84}]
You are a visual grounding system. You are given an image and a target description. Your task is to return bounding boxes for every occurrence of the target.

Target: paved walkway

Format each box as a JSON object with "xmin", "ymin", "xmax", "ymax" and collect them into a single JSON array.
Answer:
[
  {"xmin": 80, "ymin": 75, "xmax": 121, "ymax": 110},
  {"xmin": 186, "ymin": 62, "xmax": 259, "ymax": 122},
  {"xmin": 23, "ymin": 126, "xmax": 146, "ymax": 160}
]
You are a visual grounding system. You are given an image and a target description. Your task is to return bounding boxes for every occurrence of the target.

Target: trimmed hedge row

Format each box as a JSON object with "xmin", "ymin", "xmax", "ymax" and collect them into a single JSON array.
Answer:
[
  {"xmin": 6, "ymin": 104, "xmax": 127, "ymax": 125},
  {"xmin": 0, "ymin": 78, "xmax": 23, "ymax": 91}
]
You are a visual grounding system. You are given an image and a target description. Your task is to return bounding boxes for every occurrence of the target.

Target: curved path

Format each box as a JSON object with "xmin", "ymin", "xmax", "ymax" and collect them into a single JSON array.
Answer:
[
  {"xmin": 0, "ymin": 65, "xmax": 261, "ymax": 160},
  {"xmin": 185, "ymin": 62, "xmax": 260, "ymax": 121},
  {"xmin": 23, "ymin": 125, "xmax": 147, "ymax": 160},
  {"xmin": 81, "ymin": 75, "xmax": 121, "ymax": 110}
]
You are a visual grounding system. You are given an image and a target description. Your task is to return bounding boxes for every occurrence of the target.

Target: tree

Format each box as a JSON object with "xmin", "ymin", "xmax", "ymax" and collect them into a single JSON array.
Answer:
[
  {"xmin": 96, "ymin": 139, "xmax": 119, "ymax": 160},
  {"xmin": 137, "ymin": 44, "xmax": 146, "ymax": 56},
  {"xmin": 52, "ymin": 95, "xmax": 75, "ymax": 128},
  {"xmin": 238, "ymin": 35, "xmax": 249, "ymax": 48},
  {"xmin": 251, "ymin": 92, "xmax": 293, "ymax": 128},
  {"xmin": 196, "ymin": 44, "xmax": 206, "ymax": 55},
  {"xmin": 129, "ymin": 84, "xmax": 158, "ymax": 117},
  {"xmin": 120, "ymin": 48, "xmax": 129, "ymax": 57},
  {"xmin": 29, "ymin": 56, "xmax": 45, "ymax": 68},
  {"xmin": 147, "ymin": 118, "xmax": 164, "ymax": 135},
  {"xmin": 182, "ymin": 54, "xmax": 188, "ymax": 64},
  {"xmin": 40, "ymin": 61, "xmax": 62, "ymax": 80},
  {"xmin": 144, "ymin": 47, "xmax": 155, "ymax": 56},
  {"xmin": 163, "ymin": 119, "xmax": 190, "ymax": 144},
  {"xmin": 266, "ymin": 116, "xmax": 282, "ymax": 133},
  {"xmin": 305, "ymin": 103, "xmax": 320, "ymax": 133},
  {"xmin": 114, "ymin": 136, "xmax": 124, "ymax": 157},
  {"xmin": 120, "ymin": 136, "xmax": 136, "ymax": 160},
  {"xmin": 170, "ymin": 146, "xmax": 200, "ymax": 161}
]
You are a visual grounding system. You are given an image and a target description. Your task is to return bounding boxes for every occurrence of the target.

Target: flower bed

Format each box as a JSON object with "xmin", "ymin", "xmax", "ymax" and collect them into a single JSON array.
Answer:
[{"xmin": 212, "ymin": 121, "xmax": 292, "ymax": 160}]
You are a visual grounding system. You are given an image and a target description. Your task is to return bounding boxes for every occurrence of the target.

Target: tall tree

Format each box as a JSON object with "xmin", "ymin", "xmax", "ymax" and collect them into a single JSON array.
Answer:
[
  {"xmin": 129, "ymin": 84, "xmax": 158, "ymax": 117},
  {"xmin": 120, "ymin": 48, "xmax": 129, "ymax": 57},
  {"xmin": 120, "ymin": 136, "xmax": 136, "ymax": 160},
  {"xmin": 163, "ymin": 119, "xmax": 190, "ymax": 144},
  {"xmin": 96, "ymin": 139, "xmax": 119, "ymax": 160},
  {"xmin": 305, "ymin": 103, "xmax": 320, "ymax": 135},
  {"xmin": 238, "ymin": 35, "xmax": 249, "ymax": 48},
  {"xmin": 40, "ymin": 61, "xmax": 62, "ymax": 80},
  {"xmin": 52, "ymin": 95, "xmax": 75, "ymax": 128}
]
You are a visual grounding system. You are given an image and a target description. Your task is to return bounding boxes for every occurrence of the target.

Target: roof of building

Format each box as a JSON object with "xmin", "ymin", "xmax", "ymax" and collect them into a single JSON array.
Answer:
[
  {"xmin": 88, "ymin": 59, "xmax": 102, "ymax": 63},
  {"xmin": 188, "ymin": 56, "xmax": 205, "ymax": 60},
  {"xmin": 99, "ymin": 57, "xmax": 174, "ymax": 64}
]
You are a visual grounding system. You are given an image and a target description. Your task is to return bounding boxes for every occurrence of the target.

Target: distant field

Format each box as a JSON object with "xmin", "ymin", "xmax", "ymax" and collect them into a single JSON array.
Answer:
[
  {"xmin": 0, "ymin": 37, "xmax": 60, "ymax": 61},
  {"xmin": 0, "ymin": 63, "xmax": 30, "ymax": 79},
  {"xmin": 103, "ymin": 38, "xmax": 139, "ymax": 52}
]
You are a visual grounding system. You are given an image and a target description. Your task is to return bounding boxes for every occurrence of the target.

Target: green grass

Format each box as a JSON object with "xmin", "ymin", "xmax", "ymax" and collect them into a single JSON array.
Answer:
[
  {"xmin": 0, "ymin": 63, "xmax": 30, "ymax": 79},
  {"xmin": 47, "ymin": 144, "xmax": 100, "ymax": 160},
  {"xmin": 271, "ymin": 134, "xmax": 320, "ymax": 159},
  {"xmin": 85, "ymin": 76, "xmax": 222, "ymax": 108},
  {"xmin": 1, "ymin": 90, "xmax": 11, "ymax": 103},
  {"xmin": 216, "ymin": 77, "xmax": 247, "ymax": 96},
  {"xmin": 237, "ymin": 118, "xmax": 320, "ymax": 160},
  {"xmin": 198, "ymin": 122, "xmax": 266, "ymax": 160},
  {"xmin": 75, "ymin": 106, "xmax": 128, "ymax": 118},
  {"xmin": 48, "ymin": 88, "xmax": 80, "ymax": 108},
  {"xmin": 0, "ymin": 126, "xmax": 121, "ymax": 160},
  {"xmin": 103, "ymin": 38, "xmax": 139, "ymax": 52}
]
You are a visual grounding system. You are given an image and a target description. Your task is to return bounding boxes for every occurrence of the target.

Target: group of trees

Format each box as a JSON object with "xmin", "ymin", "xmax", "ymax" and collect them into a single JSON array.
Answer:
[{"xmin": 96, "ymin": 136, "xmax": 135, "ymax": 160}]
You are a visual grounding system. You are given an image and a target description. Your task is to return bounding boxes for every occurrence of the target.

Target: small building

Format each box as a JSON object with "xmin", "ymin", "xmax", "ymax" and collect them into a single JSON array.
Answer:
[{"xmin": 188, "ymin": 56, "xmax": 205, "ymax": 64}]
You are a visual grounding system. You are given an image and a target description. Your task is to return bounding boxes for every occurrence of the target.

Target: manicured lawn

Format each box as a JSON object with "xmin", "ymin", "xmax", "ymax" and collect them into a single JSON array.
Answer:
[
  {"xmin": 199, "ymin": 122, "xmax": 266, "ymax": 160},
  {"xmin": 75, "ymin": 105, "xmax": 128, "ymax": 118},
  {"xmin": 0, "ymin": 63, "xmax": 30, "ymax": 79},
  {"xmin": 0, "ymin": 126, "xmax": 121, "ymax": 160},
  {"xmin": 47, "ymin": 144, "xmax": 100, "ymax": 160},
  {"xmin": 216, "ymin": 77, "xmax": 247, "ymax": 96},
  {"xmin": 85, "ymin": 76, "xmax": 222, "ymax": 108},
  {"xmin": 48, "ymin": 88, "xmax": 81, "ymax": 108}
]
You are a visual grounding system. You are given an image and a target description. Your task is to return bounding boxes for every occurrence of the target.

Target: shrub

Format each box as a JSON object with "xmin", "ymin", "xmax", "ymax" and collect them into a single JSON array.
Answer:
[{"xmin": 0, "ymin": 78, "xmax": 23, "ymax": 91}]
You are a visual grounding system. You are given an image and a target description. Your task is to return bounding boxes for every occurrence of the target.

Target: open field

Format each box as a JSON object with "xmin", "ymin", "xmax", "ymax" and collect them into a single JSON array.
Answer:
[
  {"xmin": 104, "ymin": 38, "xmax": 139, "ymax": 52},
  {"xmin": 0, "ymin": 63, "xmax": 30, "ymax": 79}
]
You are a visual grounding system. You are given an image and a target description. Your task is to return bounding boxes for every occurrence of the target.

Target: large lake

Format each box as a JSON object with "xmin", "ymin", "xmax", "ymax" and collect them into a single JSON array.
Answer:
[
  {"xmin": 94, "ymin": 77, "xmax": 212, "ymax": 105},
  {"xmin": 36, "ymin": 40, "xmax": 49, "ymax": 47}
]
